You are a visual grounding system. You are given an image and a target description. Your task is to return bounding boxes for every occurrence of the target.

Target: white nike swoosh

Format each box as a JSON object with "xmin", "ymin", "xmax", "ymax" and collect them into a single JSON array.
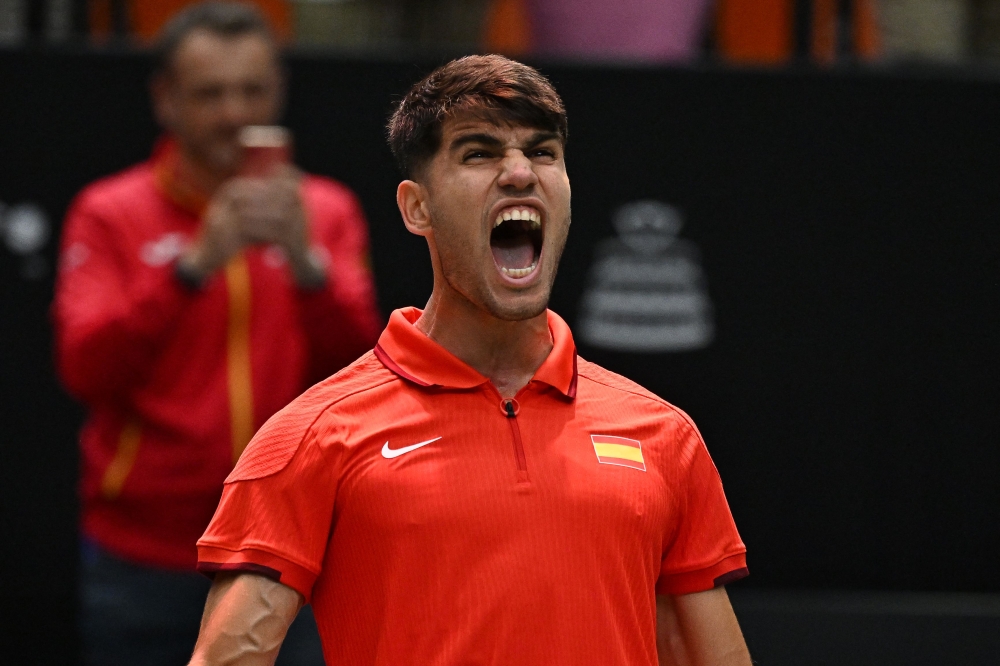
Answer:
[{"xmin": 381, "ymin": 437, "xmax": 442, "ymax": 459}]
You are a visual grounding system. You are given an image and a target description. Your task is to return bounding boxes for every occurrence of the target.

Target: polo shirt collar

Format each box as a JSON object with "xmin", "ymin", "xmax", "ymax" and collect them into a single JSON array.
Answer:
[{"xmin": 374, "ymin": 307, "xmax": 578, "ymax": 399}]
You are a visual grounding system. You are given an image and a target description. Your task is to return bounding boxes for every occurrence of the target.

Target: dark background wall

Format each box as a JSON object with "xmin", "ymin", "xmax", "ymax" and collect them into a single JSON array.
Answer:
[{"xmin": 2, "ymin": 51, "xmax": 999, "ymax": 662}]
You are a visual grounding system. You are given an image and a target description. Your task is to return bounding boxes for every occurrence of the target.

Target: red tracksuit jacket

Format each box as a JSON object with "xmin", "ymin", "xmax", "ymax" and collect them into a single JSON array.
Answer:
[{"xmin": 53, "ymin": 143, "xmax": 382, "ymax": 569}]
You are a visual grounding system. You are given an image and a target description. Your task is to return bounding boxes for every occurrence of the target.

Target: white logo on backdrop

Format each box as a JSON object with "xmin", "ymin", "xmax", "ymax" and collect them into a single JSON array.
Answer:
[
  {"xmin": 578, "ymin": 200, "xmax": 714, "ymax": 353},
  {"xmin": 1, "ymin": 201, "xmax": 52, "ymax": 280}
]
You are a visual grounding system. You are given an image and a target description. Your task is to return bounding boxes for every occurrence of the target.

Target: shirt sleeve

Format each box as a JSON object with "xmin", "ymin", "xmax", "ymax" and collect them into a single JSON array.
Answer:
[
  {"xmin": 656, "ymin": 421, "xmax": 748, "ymax": 596},
  {"xmin": 52, "ymin": 188, "xmax": 195, "ymax": 404},
  {"xmin": 296, "ymin": 180, "xmax": 382, "ymax": 385},
  {"xmin": 196, "ymin": 404, "xmax": 343, "ymax": 602}
]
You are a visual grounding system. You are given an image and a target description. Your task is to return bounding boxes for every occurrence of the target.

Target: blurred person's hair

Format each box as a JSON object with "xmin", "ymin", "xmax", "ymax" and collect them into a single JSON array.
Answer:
[
  {"xmin": 387, "ymin": 55, "xmax": 568, "ymax": 180},
  {"xmin": 155, "ymin": 2, "xmax": 276, "ymax": 75}
]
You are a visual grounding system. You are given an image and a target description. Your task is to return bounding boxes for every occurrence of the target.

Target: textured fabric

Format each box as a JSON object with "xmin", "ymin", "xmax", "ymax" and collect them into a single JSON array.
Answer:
[
  {"xmin": 198, "ymin": 308, "xmax": 746, "ymax": 665},
  {"xmin": 53, "ymin": 145, "xmax": 382, "ymax": 570}
]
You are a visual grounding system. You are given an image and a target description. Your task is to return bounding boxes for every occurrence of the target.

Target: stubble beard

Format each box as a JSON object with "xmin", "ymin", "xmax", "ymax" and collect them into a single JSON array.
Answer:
[
  {"xmin": 439, "ymin": 250, "xmax": 547, "ymax": 322},
  {"xmin": 180, "ymin": 125, "xmax": 241, "ymax": 176},
  {"xmin": 437, "ymin": 211, "xmax": 570, "ymax": 323}
]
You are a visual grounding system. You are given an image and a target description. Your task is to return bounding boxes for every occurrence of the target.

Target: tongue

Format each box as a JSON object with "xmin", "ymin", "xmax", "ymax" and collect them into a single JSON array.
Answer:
[{"xmin": 491, "ymin": 237, "xmax": 535, "ymax": 270}]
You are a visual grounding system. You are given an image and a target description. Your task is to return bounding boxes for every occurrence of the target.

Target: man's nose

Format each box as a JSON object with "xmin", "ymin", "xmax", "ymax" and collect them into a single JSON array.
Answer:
[
  {"xmin": 221, "ymin": 90, "xmax": 254, "ymax": 126},
  {"xmin": 498, "ymin": 151, "xmax": 538, "ymax": 190}
]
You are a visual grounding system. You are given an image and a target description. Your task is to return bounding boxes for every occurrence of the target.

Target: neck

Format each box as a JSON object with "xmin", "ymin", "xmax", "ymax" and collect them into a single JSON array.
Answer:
[
  {"xmin": 415, "ymin": 287, "xmax": 552, "ymax": 399},
  {"xmin": 174, "ymin": 143, "xmax": 231, "ymax": 196}
]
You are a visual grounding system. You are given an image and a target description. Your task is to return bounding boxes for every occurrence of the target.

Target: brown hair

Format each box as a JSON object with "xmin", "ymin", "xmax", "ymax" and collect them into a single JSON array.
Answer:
[
  {"xmin": 387, "ymin": 55, "xmax": 568, "ymax": 179},
  {"xmin": 155, "ymin": 2, "xmax": 276, "ymax": 75}
]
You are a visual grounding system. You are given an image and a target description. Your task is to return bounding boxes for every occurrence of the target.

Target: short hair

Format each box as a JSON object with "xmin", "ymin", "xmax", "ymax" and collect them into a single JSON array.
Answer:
[
  {"xmin": 155, "ymin": 2, "xmax": 276, "ymax": 74},
  {"xmin": 387, "ymin": 55, "xmax": 568, "ymax": 179}
]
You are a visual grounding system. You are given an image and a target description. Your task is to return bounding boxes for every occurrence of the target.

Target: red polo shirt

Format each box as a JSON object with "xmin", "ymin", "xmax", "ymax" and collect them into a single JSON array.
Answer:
[{"xmin": 198, "ymin": 307, "xmax": 747, "ymax": 665}]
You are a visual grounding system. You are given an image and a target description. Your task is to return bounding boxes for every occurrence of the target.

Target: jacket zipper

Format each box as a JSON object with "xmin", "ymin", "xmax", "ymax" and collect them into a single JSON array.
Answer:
[{"xmin": 503, "ymin": 398, "xmax": 529, "ymax": 481}]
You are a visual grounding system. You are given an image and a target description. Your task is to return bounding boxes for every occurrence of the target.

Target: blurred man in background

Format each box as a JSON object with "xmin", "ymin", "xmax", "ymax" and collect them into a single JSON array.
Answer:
[{"xmin": 52, "ymin": 3, "xmax": 381, "ymax": 664}]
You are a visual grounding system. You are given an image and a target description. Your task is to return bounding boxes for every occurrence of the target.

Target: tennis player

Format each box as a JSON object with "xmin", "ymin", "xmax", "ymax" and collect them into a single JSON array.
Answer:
[{"xmin": 189, "ymin": 54, "xmax": 751, "ymax": 666}]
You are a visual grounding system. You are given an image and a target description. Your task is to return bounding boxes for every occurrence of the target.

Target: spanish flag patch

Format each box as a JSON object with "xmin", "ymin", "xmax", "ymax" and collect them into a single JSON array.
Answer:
[{"xmin": 591, "ymin": 435, "xmax": 645, "ymax": 471}]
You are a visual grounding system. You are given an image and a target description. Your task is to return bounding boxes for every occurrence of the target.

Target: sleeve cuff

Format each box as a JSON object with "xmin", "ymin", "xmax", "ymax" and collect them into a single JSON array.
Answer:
[
  {"xmin": 656, "ymin": 552, "xmax": 749, "ymax": 596},
  {"xmin": 173, "ymin": 257, "xmax": 208, "ymax": 291},
  {"xmin": 196, "ymin": 544, "xmax": 318, "ymax": 603},
  {"xmin": 292, "ymin": 247, "xmax": 330, "ymax": 291}
]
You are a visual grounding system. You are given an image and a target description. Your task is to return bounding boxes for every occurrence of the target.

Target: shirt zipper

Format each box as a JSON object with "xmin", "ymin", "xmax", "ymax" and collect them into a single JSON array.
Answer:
[{"xmin": 502, "ymin": 398, "xmax": 530, "ymax": 482}]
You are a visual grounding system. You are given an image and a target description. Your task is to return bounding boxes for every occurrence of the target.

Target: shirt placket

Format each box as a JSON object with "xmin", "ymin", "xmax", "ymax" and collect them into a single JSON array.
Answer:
[{"xmin": 485, "ymin": 385, "xmax": 531, "ymax": 484}]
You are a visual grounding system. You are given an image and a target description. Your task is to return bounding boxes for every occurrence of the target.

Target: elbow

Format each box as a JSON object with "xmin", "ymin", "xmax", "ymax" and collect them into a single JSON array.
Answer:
[
  {"xmin": 55, "ymin": 332, "xmax": 127, "ymax": 404},
  {"xmin": 56, "ymin": 349, "xmax": 106, "ymax": 404}
]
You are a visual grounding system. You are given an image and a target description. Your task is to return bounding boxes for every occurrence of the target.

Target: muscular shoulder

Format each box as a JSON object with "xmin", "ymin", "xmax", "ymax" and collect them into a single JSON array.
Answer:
[
  {"xmin": 227, "ymin": 351, "xmax": 396, "ymax": 481},
  {"xmin": 575, "ymin": 357, "xmax": 698, "ymax": 433}
]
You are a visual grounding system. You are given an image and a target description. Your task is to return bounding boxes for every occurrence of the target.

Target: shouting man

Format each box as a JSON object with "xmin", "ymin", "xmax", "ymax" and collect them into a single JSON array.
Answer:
[{"xmin": 190, "ymin": 55, "xmax": 752, "ymax": 666}]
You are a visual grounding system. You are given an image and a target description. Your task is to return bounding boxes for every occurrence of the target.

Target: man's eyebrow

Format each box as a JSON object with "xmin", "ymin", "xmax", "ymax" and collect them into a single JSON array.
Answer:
[
  {"xmin": 449, "ymin": 130, "xmax": 563, "ymax": 152},
  {"xmin": 449, "ymin": 133, "xmax": 504, "ymax": 151},
  {"xmin": 522, "ymin": 131, "xmax": 561, "ymax": 148}
]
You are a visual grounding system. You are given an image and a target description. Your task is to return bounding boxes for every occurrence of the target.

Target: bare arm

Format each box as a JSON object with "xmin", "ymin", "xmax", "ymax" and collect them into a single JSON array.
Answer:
[
  {"xmin": 187, "ymin": 573, "xmax": 303, "ymax": 666},
  {"xmin": 656, "ymin": 587, "xmax": 752, "ymax": 666}
]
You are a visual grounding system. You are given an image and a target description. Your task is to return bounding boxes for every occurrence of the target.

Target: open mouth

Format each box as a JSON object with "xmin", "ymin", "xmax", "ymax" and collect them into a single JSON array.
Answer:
[{"xmin": 490, "ymin": 206, "xmax": 543, "ymax": 279}]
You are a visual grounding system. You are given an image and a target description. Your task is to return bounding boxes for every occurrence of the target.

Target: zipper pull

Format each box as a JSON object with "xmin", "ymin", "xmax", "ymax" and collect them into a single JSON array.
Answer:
[{"xmin": 502, "ymin": 399, "xmax": 519, "ymax": 418}]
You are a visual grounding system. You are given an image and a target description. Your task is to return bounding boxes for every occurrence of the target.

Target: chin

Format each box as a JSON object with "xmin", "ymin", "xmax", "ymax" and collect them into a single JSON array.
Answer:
[
  {"xmin": 199, "ymin": 141, "xmax": 240, "ymax": 174},
  {"xmin": 441, "ymin": 254, "xmax": 554, "ymax": 322},
  {"xmin": 212, "ymin": 150, "xmax": 241, "ymax": 174},
  {"xmin": 485, "ymin": 292, "xmax": 550, "ymax": 322}
]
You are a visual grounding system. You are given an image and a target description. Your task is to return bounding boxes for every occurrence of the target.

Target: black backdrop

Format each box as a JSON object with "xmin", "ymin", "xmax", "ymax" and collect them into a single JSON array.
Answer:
[{"xmin": 2, "ymin": 50, "xmax": 999, "ymax": 659}]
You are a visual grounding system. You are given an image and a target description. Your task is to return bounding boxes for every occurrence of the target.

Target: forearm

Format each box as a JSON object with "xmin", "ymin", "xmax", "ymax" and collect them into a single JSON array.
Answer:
[
  {"xmin": 55, "ymin": 266, "xmax": 194, "ymax": 401},
  {"xmin": 658, "ymin": 641, "xmax": 749, "ymax": 666},
  {"xmin": 188, "ymin": 573, "xmax": 303, "ymax": 666},
  {"xmin": 656, "ymin": 588, "xmax": 751, "ymax": 666},
  {"xmin": 296, "ymin": 189, "xmax": 383, "ymax": 376},
  {"xmin": 55, "ymin": 203, "xmax": 200, "ymax": 400},
  {"xmin": 297, "ymin": 268, "xmax": 382, "ymax": 379}
]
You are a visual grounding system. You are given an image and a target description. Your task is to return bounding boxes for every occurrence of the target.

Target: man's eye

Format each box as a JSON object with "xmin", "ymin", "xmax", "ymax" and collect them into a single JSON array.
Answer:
[
  {"xmin": 529, "ymin": 148, "xmax": 556, "ymax": 159},
  {"xmin": 464, "ymin": 150, "xmax": 491, "ymax": 161}
]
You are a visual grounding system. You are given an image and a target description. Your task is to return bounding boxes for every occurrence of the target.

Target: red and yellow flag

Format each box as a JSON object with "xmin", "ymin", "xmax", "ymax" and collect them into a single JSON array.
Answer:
[{"xmin": 591, "ymin": 435, "xmax": 645, "ymax": 472}]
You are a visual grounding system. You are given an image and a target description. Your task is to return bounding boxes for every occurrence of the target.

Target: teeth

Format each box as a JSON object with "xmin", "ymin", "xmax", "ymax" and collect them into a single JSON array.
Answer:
[
  {"xmin": 500, "ymin": 262, "xmax": 538, "ymax": 278},
  {"xmin": 494, "ymin": 208, "xmax": 542, "ymax": 229}
]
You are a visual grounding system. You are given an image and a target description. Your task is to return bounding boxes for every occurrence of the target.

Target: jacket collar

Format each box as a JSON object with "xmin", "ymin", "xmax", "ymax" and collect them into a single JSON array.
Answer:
[
  {"xmin": 152, "ymin": 136, "xmax": 210, "ymax": 217},
  {"xmin": 374, "ymin": 307, "xmax": 578, "ymax": 399}
]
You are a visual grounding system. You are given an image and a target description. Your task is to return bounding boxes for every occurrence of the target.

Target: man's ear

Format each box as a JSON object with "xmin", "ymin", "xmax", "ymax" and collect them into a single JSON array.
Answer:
[{"xmin": 397, "ymin": 180, "xmax": 433, "ymax": 237}]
